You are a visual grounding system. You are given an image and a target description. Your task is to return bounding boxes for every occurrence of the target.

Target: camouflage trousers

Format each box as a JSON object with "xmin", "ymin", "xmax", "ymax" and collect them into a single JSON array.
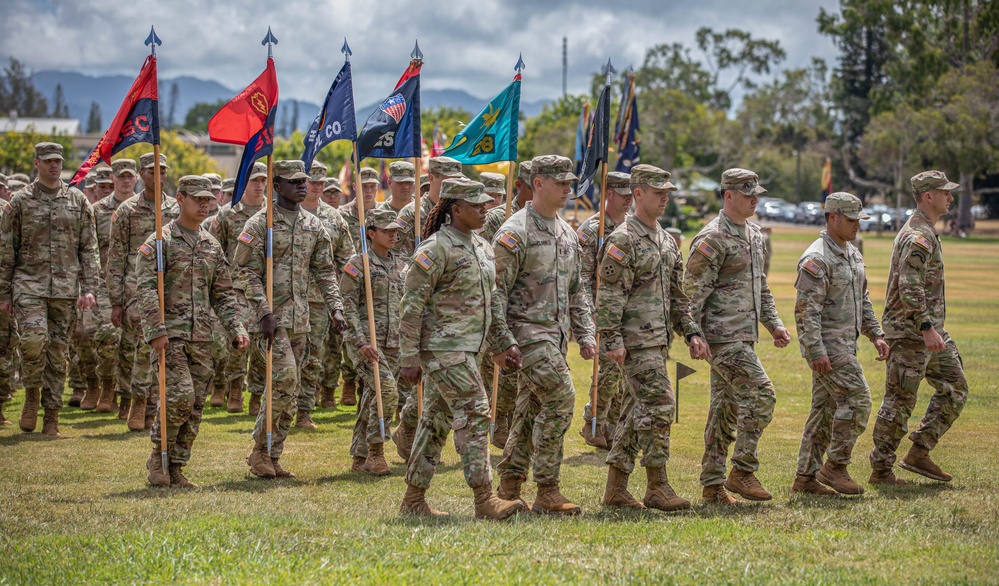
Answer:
[
  {"xmin": 349, "ymin": 345, "xmax": 400, "ymax": 458},
  {"xmin": 323, "ymin": 326, "xmax": 344, "ymax": 390},
  {"xmin": 14, "ymin": 295, "xmax": 77, "ymax": 410},
  {"xmin": 68, "ymin": 311, "xmax": 118, "ymax": 389},
  {"xmin": 149, "ymin": 339, "xmax": 214, "ymax": 465},
  {"xmin": 210, "ymin": 319, "xmax": 230, "ymax": 388},
  {"xmin": 299, "ymin": 302, "xmax": 329, "ymax": 412},
  {"xmin": 405, "ymin": 351, "xmax": 492, "ymax": 490},
  {"xmin": 870, "ymin": 336, "xmax": 968, "ymax": 472},
  {"xmin": 699, "ymin": 341, "xmax": 776, "ymax": 487},
  {"xmin": 249, "ymin": 328, "xmax": 307, "ymax": 459},
  {"xmin": 497, "ymin": 341, "xmax": 575, "ymax": 486},
  {"xmin": 221, "ymin": 290, "xmax": 250, "ymax": 385},
  {"xmin": 117, "ymin": 302, "xmax": 139, "ymax": 398},
  {"xmin": 796, "ymin": 354, "xmax": 872, "ymax": 476},
  {"xmin": 0, "ymin": 309, "xmax": 19, "ymax": 403},
  {"xmin": 246, "ymin": 333, "xmax": 268, "ymax": 397},
  {"xmin": 480, "ymin": 353, "xmax": 518, "ymax": 423},
  {"xmin": 583, "ymin": 354, "xmax": 626, "ymax": 425},
  {"xmin": 606, "ymin": 346, "xmax": 675, "ymax": 474}
]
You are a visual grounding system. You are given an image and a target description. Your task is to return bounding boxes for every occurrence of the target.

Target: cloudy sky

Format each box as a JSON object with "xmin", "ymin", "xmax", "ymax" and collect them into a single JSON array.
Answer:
[{"xmin": 2, "ymin": 0, "xmax": 840, "ymax": 106}]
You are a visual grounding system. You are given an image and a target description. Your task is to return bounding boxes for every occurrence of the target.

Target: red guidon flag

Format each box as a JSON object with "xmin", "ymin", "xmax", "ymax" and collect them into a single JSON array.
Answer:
[{"xmin": 208, "ymin": 58, "xmax": 278, "ymax": 145}]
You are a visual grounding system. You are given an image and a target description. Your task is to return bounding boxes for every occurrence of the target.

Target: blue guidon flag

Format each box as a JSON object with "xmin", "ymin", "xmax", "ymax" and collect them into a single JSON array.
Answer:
[
  {"xmin": 380, "ymin": 94, "xmax": 407, "ymax": 123},
  {"xmin": 356, "ymin": 59, "xmax": 422, "ymax": 160},
  {"xmin": 301, "ymin": 58, "xmax": 357, "ymax": 172}
]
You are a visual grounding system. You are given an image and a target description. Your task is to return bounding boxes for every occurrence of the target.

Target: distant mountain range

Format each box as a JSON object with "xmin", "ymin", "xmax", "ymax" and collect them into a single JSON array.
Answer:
[{"xmin": 30, "ymin": 70, "xmax": 551, "ymax": 133}]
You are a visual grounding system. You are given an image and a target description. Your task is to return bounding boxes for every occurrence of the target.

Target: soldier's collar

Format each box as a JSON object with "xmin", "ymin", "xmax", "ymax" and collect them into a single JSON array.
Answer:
[
  {"xmin": 442, "ymin": 224, "xmax": 474, "ymax": 247},
  {"xmin": 628, "ymin": 213, "xmax": 658, "ymax": 238},
  {"xmin": 819, "ymin": 231, "xmax": 848, "ymax": 257}
]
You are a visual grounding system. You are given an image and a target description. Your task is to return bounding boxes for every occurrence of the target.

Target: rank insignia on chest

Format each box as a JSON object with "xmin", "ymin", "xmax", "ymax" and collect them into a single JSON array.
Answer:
[
  {"xmin": 211, "ymin": 218, "xmax": 220, "ymax": 230},
  {"xmin": 577, "ymin": 231, "xmax": 589, "ymax": 243},
  {"xmin": 138, "ymin": 243, "xmax": 153, "ymax": 257},
  {"xmin": 238, "ymin": 232, "xmax": 255, "ymax": 245},
  {"xmin": 607, "ymin": 244, "xmax": 626, "ymax": 262},
  {"xmin": 695, "ymin": 241, "xmax": 715, "ymax": 259},
  {"xmin": 415, "ymin": 252, "xmax": 434, "ymax": 271},
  {"xmin": 914, "ymin": 235, "xmax": 932, "ymax": 251},
  {"xmin": 802, "ymin": 258, "xmax": 822, "ymax": 277},
  {"xmin": 343, "ymin": 263, "xmax": 360, "ymax": 279},
  {"xmin": 497, "ymin": 232, "xmax": 518, "ymax": 251}
]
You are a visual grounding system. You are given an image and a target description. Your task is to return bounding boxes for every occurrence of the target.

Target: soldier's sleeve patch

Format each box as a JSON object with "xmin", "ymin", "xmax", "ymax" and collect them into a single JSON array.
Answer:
[
  {"xmin": 396, "ymin": 217, "xmax": 409, "ymax": 229},
  {"xmin": 343, "ymin": 263, "xmax": 360, "ymax": 279},
  {"xmin": 138, "ymin": 243, "xmax": 153, "ymax": 257},
  {"xmin": 1, "ymin": 200, "xmax": 11, "ymax": 215},
  {"xmin": 415, "ymin": 252, "xmax": 434, "ymax": 271},
  {"xmin": 695, "ymin": 241, "xmax": 715, "ymax": 259},
  {"xmin": 577, "ymin": 230, "xmax": 590, "ymax": 243},
  {"xmin": 497, "ymin": 232, "xmax": 519, "ymax": 251},
  {"xmin": 607, "ymin": 244, "xmax": 626, "ymax": 262},
  {"xmin": 211, "ymin": 217, "xmax": 220, "ymax": 230},
  {"xmin": 238, "ymin": 232, "xmax": 255, "ymax": 245},
  {"xmin": 914, "ymin": 235, "xmax": 932, "ymax": 252},
  {"xmin": 802, "ymin": 258, "xmax": 823, "ymax": 277},
  {"xmin": 111, "ymin": 210, "xmax": 119, "ymax": 223}
]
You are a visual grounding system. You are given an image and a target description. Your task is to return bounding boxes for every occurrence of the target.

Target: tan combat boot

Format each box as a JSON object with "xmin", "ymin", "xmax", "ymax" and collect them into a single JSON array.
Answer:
[
  {"xmin": 900, "ymin": 444, "xmax": 952, "ymax": 482},
  {"xmin": 351, "ymin": 456, "xmax": 367, "ymax": 473},
  {"xmin": 248, "ymin": 394, "xmax": 261, "ymax": 416},
  {"xmin": 791, "ymin": 473, "xmax": 837, "ymax": 495},
  {"xmin": 364, "ymin": 442, "xmax": 391, "ymax": 476},
  {"xmin": 816, "ymin": 461, "xmax": 864, "ymax": 494},
  {"xmin": 41, "ymin": 408, "xmax": 61, "ymax": 437},
  {"xmin": 146, "ymin": 448, "xmax": 170, "ymax": 486},
  {"xmin": 340, "ymin": 380, "xmax": 357, "ymax": 406},
  {"xmin": 602, "ymin": 465, "xmax": 645, "ymax": 509},
  {"xmin": 724, "ymin": 469, "xmax": 773, "ymax": 501},
  {"xmin": 392, "ymin": 423, "xmax": 416, "ymax": 461},
  {"xmin": 294, "ymin": 410, "xmax": 317, "ymax": 430},
  {"xmin": 702, "ymin": 484, "xmax": 738, "ymax": 505},
  {"xmin": 271, "ymin": 459, "xmax": 295, "ymax": 478},
  {"xmin": 209, "ymin": 383, "xmax": 225, "ymax": 408},
  {"xmin": 400, "ymin": 483, "xmax": 448, "ymax": 517},
  {"xmin": 247, "ymin": 443, "xmax": 276, "ymax": 478},
  {"xmin": 80, "ymin": 378, "xmax": 101, "ymax": 410},
  {"xmin": 497, "ymin": 474, "xmax": 529, "ymax": 509},
  {"xmin": 868, "ymin": 468, "xmax": 909, "ymax": 486},
  {"xmin": 320, "ymin": 386, "xmax": 337, "ymax": 409},
  {"xmin": 68, "ymin": 387, "xmax": 85, "ymax": 408},
  {"xmin": 19, "ymin": 387, "xmax": 40, "ymax": 432},
  {"xmin": 532, "ymin": 483, "xmax": 581, "ymax": 515},
  {"xmin": 580, "ymin": 420, "xmax": 608, "ymax": 449},
  {"xmin": 644, "ymin": 466, "xmax": 691, "ymax": 511},
  {"xmin": 169, "ymin": 464, "xmax": 199, "ymax": 489},
  {"xmin": 117, "ymin": 394, "xmax": 130, "ymax": 420},
  {"xmin": 95, "ymin": 383, "xmax": 117, "ymax": 413},
  {"xmin": 473, "ymin": 484, "xmax": 526, "ymax": 520},
  {"xmin": 491, "ymin": 413, "xmax": 510, "ymax": 450},
  {"xmin": 226, "ymin": 380, "xmax": 244, "ymax": 413}
]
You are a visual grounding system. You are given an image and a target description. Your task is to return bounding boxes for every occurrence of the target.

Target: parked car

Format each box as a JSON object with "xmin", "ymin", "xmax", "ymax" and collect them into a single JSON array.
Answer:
[
  {"xmin": 795, "ymin": 201, "xmax": 824, "ymax": 225},
  {"xmin": 755, "ymin": 197, "xmax": 784, "ymax": 221},
  {"xmin": 778, "ymin": 201, "xmax": 798, "ymax": 223}
]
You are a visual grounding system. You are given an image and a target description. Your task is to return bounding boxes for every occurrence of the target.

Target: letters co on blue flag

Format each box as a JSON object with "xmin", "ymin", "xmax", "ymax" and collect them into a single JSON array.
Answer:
[{"xmin": 302, "ymin": 61, "xmax": 357, "ymax": 171}]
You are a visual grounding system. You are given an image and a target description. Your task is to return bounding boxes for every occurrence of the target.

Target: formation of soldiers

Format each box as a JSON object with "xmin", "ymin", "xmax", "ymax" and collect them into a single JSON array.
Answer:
[{"xmin": 0, "ymin": 142, "xmax": 970, "ymax": 519}]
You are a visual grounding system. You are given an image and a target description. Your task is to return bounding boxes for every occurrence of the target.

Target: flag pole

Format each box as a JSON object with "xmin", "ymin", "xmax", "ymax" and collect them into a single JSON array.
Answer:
[
  {"xmin": 145, "ymin": 27, "xmax": 169, "ymax": 476},
  {"xmin": 262, "ymin": 27, "xmax": 278, "ymax": 457},
  {"xmin": 408, "ymin": 41, "xmax": 425, "ymax": 422}
]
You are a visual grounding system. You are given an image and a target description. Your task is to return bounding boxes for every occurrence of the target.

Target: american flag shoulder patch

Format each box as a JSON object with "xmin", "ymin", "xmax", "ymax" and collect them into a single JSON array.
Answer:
[
  {"xmin": 607, "ymin": 244, "xmax": 626, "ymax": 262},
  {"xmin": 577, "ymin": 230, "xmax": 589, "ymax": 243},
  {"xmin": 695, "ymin": 241, "xmax": 715, "ymax": 259},
  {"xmin": 415, "ymin": 252, "xmax": 434, "ymax": 271},
  {"xmin": 396, "ymin": 217, "xmax": 409, "ymax": 229},
  {"xmin": 914, "ymin": 235, "xmax": 932, "ymax": 251},
  {"xmin": 211, "ymin": 217, "xmax": 220, "ymax": 230},
  {"xmin": 138, "ymin": 243, "xmax": 153, "ymax": 257},
  {"xmin": 497, "ymin": 232, "xmax": 518, "ymax": 251},
  {"xmin": 343, "ymin": 263, "xmax": 360, "ymax": 279},
  {"xmin": 1, "ymin": 200, "xmax": 12, "ymax": 215},
  {"xmin": 802, "ymin": 258, "xmax": 822, "ymax": 277},
  {"xmin": 238, "ymin": 232, "xmax": 255, "ymax": 245},
  {"xmin": 111, "ymin": 210, "xmax": 119, "ymax": 223}
]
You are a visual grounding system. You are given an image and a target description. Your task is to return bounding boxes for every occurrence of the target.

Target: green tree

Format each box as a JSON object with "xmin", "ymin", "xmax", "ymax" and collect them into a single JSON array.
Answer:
[
  {"xmin": 518, "ymin": 95, "xmax": 587, "ymax": 162},
  {"xmin": 0, "ymin": 57, "xmax": 49, "ymax": 117},
  {"xmin": 86, "ymin": 102, "xmax": 102, "ymax": 134},
  {"xmin": 272, "ymin": 129, "xmax": 353, "ymax": 170},
  {"xmin": 51, "ymin": 84, "xmax": 69, "ymax": 118},
  {"xmin": 182, "ymin": 100, "xmax": 227, "ymax": 133},
  {"xmin": 0, "ymin": 131, "xmax": 73, "ymax": 176},
  {"xmin": 165, "ymin": 82, "xmax": 179, "ymax": 129},
  {"xmin": 420, "ymin": 106, "xmax": 473, "ymax": 151},
  {"xmin": 858, "ymin": 104, "xmax": 923, "ymax": 217}
]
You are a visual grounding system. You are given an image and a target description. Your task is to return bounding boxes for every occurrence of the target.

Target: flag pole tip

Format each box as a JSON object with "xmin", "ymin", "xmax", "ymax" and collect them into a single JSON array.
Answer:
[
  {"xmin": 515, "ymin": 53, "xmax": 526, "ymax": 72},
  {"xmin": 341, "ymin": 38, "xmax": 352, "ymax": 58},
  {"xmin": 144, "ymin": 26, "xmax": 162, "ymax": 48},
  {"xmin": 602, "ymin": 58, "xmax": 616, "ymax": 76},
  {"xmin": 411, "ymin": 40, "xmax": 423, "ymax": 61},
  {"xmin": 262, "ymin": 27, "xmax": 278, "ymax": 46}
]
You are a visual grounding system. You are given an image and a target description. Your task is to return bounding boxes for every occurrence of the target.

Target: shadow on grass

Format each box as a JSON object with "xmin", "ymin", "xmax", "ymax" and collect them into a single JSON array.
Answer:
[
  {"xmin": 0, "ymin": 433, "xmax": 64, "ymax": 446},
  {"xmin": 562, "ymin": 452, "xmax": 611, "ymax": 467},
  {"xmin": 865, "ymin": 480, "xmax": 956, "ymax": 500},
  {"xmin": 78, "ymin": 430, "xmax": 141, "ymax": 442}
]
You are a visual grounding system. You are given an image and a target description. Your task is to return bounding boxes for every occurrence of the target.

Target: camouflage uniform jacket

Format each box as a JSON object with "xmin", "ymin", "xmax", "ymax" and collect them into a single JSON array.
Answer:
[
  {"xmin": 394, "ymin": 196, "xmax": 434, "ymax": 259},
  {"xmin": 794, "ymin": 231, "xmax": 882, "ymax": 360},
  {"xmin": 205, "ymin": 200, "xmax": 265, "ymax": 261},
  {"xmin": 340, "ymin": 249, "xmax": 406, "ymax": 350},
  {"xmin": 400, "ymin": 225, "xmax": 495, "ymax": 369},
  {"xmin": 378, "ymin": 198, "xmax": 409, "ymax": 215},
  {"xmin": 337, "ymin": 199, "xmax": 365, "ymax": 250},
  {"xmin": 106, "ymin": 194, "xmax": 179, "ymax": 308},
  {"xmin": 305, "ymin": 200, "xmax": 354, "ymax": 303},
  {"xmin": 135, "ymin": 220, "xmax": 246, "ymax": 344},
  {"xmin": 0, "ymin": 180, "xmax": 101, "ymax": 302},
  {"xmin": 490, "ymin": 202, "xmax": 595, "ymax": 354},
  {"xmin": 684, "ymin": 210, "xmax": 784, "ymax": 343},
  {"xmin": 576, "ymin": 212, "xmax": 620, "ymax": 302},
  {"xmin": 233, "ymin": 206, "xmax": 343, "ymax": 335},
  {"xmin": 481, "ymin": 201, "xmax": 521, "ymax": 243},
  {"xmin": 93, "ymin": 194, "xmax": 129, "ymax": 269},
  {"xmin": 597, "ymin": 215, "xmax": 700, "ymax": 351},
  {"xmin": 882, "ymin": 210, "xmax": 947, "ymax": 340}
]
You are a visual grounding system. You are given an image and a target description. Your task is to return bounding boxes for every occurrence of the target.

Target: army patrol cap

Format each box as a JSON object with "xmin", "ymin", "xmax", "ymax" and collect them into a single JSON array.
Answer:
[
  {"xmin": 308, "ymin": 160, "xmax": 329, "ymax": 182},
  {"xmin": 248, "ymin": 161, "xmax": 268, "ymax": 180},
  {"xmin": 366, "ymin": 207, "xmax": 404, "ymax": 230},
  {"xmin": 389, "ymin": 161, "xmax": 416, "ymax": 183},
  {"xmin": 94, "ymin": 167, "xmax": 114, "ymax": 185},
  {"xmin": 221, "ymin": 178, "xmax": 235, "ymax": 193},
  {"xmin": 720, "ymin": 168, "xmax": 766, "ymax": 196},
  {"xmin": 202, "ymin": 173, "xmax": 223, "ymax": 189},
  {"xmin": 824, "ymin": 192, "xmax": 869, "ymax": 220},
  {"xmin": 112, "ymin": 159, "xmax": 138, "ymax": 176},
  {"xmin": 440, "ymin": 177, "xmax": 493, "ymax": 204},
  {"xmin": 630, "ymin": 165, "xmax": 677, "ymax": 191},
  {"xmin": 480, "ymin": 172, "xmax": 506, "ymax": 195},
  {"xmin": 10, "ymin": 173, "xmax": 29, "ymax": 183},
  {"xmin": 7, "ymin": 179, "xmax": 25, "ymax": 192},
  {"xmin": 34, "ymin": 142, "xmax": 64, "ymax": 161},
  {"xmin": 84, "ymin": 172, "xmax": 96, "ymax": 189},
  {"xmin": 0, "ymin": 173, "xmax": 6, "ymax": 188},
  {"xmin": 428, "ymin": 156, "xmax": 463, "ymax": 178},
  {"xmin": 518, "ymin": 160, "xmax": 533, "ymax": 180},
  {"xmin": 531, "ymin": 155, "xmax": 578, "ymax": 181},
  {"xmin": 911, "ymin": 170, "xmax": 959, "ymax": 195},
  {"xmin": 274, "ymin": 160, "xmax": 309, "ymax": 180},
  {"xmin": 177, "ymin": 175, "xmax": 216, "ymax": 198},
  {"xmin": 359, "ymin": 167, "xmax": 380, "ymax": 185},
  {"xmin": 140, "ymin": 152, "xmax": 169, "ymax": 169},
  {"xmin": 323, "ymin": 178, "xmax": 342, "ymax": 193},
  {"xmin": 419, "ymin": 174, "xmax": 430, "ymax": 188},
  {"xmin": 606, "ymin": 171, "xmax": 632, "ymax": 194}
]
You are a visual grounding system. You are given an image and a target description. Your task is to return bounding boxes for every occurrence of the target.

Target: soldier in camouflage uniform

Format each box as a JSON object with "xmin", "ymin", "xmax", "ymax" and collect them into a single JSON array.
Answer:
[
  {"xmin": 684, "ymin": 168, "xmax": 791, "ymax": 504},
  {"xmin": 0, "ymin": 173, "xmax": 18, "ymax": 426},
  {"xmin": 395, "ymin": 157, "xmax": 463, "ymax": 261},
  {"xmin": 577, "ymin": 171, "xmax": 633, "ymax": 449},
  {"xmin": 340, "ymin": 209, "xmax": 406, "ymax": 474},
  {"xmin": 870, "ymin": 171, "xmax": 969, "ymax": 485},
  {"xmin": 479, "ymin": 171, "xmax": 506, "ymax": 211},
  {"xmin": 218, "ymin": 177, "xmax": 234, "ymax": 208},
  {"xmin": 234, "ymin": 160, "xmax": 346, "ymax": 480},
  {"xmin": 792, "ymin": 193, "xmax": 889, "ymax": 496},
  {"xmin": 108, "ymin": 153, "xmax": 179, "ymax": 432},
  {"xmin": 397, "ymin": 177, "xmax": 525, "ymax": 520},
  {"xmin": 320, "ymin": 177, "xmax": 342, "ymax": 208},
  {"xmin": 597, "ymin": 165, "xmax": 709, "ymax": 511},
  {"xmin": 479, "ymin": 161, "xmax": 533, "ymax": 449},
  {"xmin": 206, "ymin": 161, "xmax": 268, "ymax": 414},
  {"xmin": 379, "ymin": 161, "xmax": 415, "ymax": 214},
  {"xmin": 298, "ymin": 160, "xmax": 354, "ymax": 427},
  {"xmin": 320, "ymin": 177, "xmax": 347, "ymax": 407},
  {"xmin": 136, "ymin": 176, "xmax": 249, "ymax": 488},
  {"xmin": 492, "ymin": 155, "xmax": 596, "ymax": 515},
  {"xmin": 0, "ymin": 142, "xmax": 101, "ymax": 436}
]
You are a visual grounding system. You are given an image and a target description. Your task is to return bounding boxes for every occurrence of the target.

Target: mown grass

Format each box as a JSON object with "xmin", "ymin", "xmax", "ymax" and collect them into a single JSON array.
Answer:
[{"xmin": 1, "ymin": 228, "xmax": 997, "ymax": 584}]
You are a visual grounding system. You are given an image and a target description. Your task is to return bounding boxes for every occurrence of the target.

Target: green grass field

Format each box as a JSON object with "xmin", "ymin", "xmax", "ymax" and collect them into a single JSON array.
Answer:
[{"xmin": 1, "ymin": 228, "xmax": 998, "ymax": 584}]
